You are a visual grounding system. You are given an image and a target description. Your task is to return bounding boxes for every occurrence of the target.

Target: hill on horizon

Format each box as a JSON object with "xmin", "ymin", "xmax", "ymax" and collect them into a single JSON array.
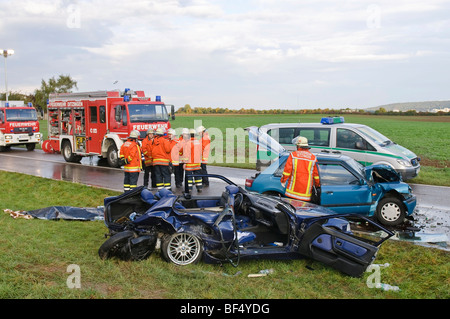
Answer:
[{"xmin": 366, "ymin": 100, "xmax": 450, "ymax": 112}]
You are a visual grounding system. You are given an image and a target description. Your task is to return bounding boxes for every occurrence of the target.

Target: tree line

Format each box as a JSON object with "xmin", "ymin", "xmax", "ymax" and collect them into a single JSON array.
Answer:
[{"xmin": 2, "ymin": 74, "xmax": 449, "ymax": 116}]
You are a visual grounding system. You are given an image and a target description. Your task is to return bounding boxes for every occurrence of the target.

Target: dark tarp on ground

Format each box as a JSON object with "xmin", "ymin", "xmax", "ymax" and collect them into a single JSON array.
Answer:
[{"xmin": 27, "ymin": 206, "xmax": 104, "ymax": 221}]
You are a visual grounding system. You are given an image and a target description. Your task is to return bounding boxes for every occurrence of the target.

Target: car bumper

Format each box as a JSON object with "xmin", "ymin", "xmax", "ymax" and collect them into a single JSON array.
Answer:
[
  {"xmin": 397, "ymin": 166, "xmax": 420, "ymax": 181},
  {"xmin": 403, "ymin": 194, "xmax": 417, "ymax": 216}
]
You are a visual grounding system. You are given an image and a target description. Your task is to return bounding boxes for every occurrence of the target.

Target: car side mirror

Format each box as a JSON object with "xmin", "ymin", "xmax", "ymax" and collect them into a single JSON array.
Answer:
[{"xmin": 359, "ymin": 178, "xmax": 366, "ymax": 185}]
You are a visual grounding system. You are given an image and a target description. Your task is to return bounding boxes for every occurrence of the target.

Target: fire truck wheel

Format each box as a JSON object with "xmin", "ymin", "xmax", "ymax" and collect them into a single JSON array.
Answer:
[
  {"xmin": 26, "ymin": 144, "xmax": 35, "ymax": 151},
  {"xmin": 62, "ymin": 141, "xmax": 81, "ymax": 163},
  {"xmin": 107, "ymin": 144, "xmax": 120, "ymax": 168}
]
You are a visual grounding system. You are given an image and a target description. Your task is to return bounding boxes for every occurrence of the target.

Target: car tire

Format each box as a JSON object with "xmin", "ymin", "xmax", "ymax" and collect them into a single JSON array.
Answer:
[
  {"xmin": 376, "ymin": 196, "xmax": 406, "ymax": 226},
  {"xmin": 98, "ymin": 231, "xmax": 136, "ymax": 260},
  {"xmin": 161, "ymin": 232, "xmax": 203, "ymax": 266}
]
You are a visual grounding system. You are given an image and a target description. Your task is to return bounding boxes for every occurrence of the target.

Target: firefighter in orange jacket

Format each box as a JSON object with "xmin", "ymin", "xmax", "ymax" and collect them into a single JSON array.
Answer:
[
  {"xmin": 119, "ymin": 130, "xmax": 142, "ymax": 192},
  {"xmin": 152, "ymin": 127, "xmax": 172, "ymax": 190},
  {"xmin": 280, "ymin": 136, "xmax": 320, "ymax": 202},
  {"xmin": 184, "ymin": 129, "xmax": 203, "ymax": 192},
  {"xmin": 197, "ymin": 125, "xmax": 211, "ymax": 187},
  {"xmin": 141, "ymin": 128, "xmax": 154, "ymax": 189},
  {"xmin": 171, "ymin": 128, "xmax": 189, "ymax": 188}
]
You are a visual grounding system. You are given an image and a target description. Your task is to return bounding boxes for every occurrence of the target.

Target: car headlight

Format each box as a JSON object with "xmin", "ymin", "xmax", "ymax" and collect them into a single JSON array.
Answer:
[
  {"xmin": 35, "ymin": 133, "xmax": 41, "ymax": 138},
  {"xmin": 5, "ymin": 135, "xmax": 13, "ymax": 139},
  {"xmin": 396, "ymin": 159, "xmax": 412, "ymax": 167}
]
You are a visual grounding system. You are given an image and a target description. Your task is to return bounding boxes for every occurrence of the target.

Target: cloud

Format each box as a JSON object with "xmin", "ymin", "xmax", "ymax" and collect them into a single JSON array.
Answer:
[{"xmin": 0, "ymin": 0, "xmax": 449, "ymax": 108}]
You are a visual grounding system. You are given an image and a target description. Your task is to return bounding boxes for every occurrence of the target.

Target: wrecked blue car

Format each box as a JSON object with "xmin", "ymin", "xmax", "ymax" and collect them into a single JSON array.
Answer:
[{"xmin": 99, "ymin": 175, "xmax": 393, "ymax": 277}]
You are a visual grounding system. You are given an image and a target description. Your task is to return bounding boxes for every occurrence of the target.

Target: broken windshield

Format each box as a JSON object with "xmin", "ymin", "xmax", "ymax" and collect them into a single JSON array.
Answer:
[{"xmin": 128, "ymin": 104, "xmax": 169, "ymax": 123}]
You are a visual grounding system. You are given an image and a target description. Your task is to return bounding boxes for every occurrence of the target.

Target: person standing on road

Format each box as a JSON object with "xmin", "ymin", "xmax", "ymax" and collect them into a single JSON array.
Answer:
[
  {"xmin": 171, "ymin": 128, "xmax": 189, "ymax": 188},
  {"xmin": 152, "ymin": 127, "xmax": 172, "ymax": 190},
  {"xmin": 280, "ymin": 136, "xmax": 320, "ymax": 202},
  {"xmin": 141, "ymin": 128, "xmax": 154, "ymax": 189},
  {"xmin": 197, "ymin": 125, "xmax": 211, "ymax": 187},
  {"xmin": 119, "ymin": 130, "xmax": 142, "ymax": 192},
  {"xmin": 184, "ymin": 129, "xmax": 203, "ymax": 192}
]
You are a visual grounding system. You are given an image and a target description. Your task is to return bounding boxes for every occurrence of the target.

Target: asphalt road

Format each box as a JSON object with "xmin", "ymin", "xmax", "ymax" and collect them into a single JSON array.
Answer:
[
  {"xmin": 1, "ymin": 146, "xmax": 449, "ymax": 249},
  {"xmin": 0, "ymin": 147, "xmax": 448, "ymax": 207}
]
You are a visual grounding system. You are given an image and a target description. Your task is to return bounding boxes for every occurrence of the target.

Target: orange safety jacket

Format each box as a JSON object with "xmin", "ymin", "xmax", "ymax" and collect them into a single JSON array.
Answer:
[
  {"xmin": 280, "ymin": 149, "xmax": 320, "ymax": 201},
  {"xmin": 141, "ymin": 136, "xmax": 153, "ymax": 167},
  {"xmin": 183, "ymin": 138, "xmax": 202, "ymax": 171},
  {"xmin": 151, "ymin": 135, "xmax": 171, "ymax": 166},
  {"xmin": 119, "ymin": 139, "xmax": 142, "ymax": 173},
  {"xmin": 200, "ymin": 133, "xmax": 211, "ymax": 164}
]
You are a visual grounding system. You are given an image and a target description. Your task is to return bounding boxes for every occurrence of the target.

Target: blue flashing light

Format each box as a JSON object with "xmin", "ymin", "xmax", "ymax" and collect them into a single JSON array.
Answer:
[
  {"xmin": 5, "ymin": 102, "xmax": 9, "ymax": 107},
  {"xmin": 124, "ymin": 88, "xmax": 130, "ymax": 93},
  {"xmin": 156, "ymin": 95, "xmax": 161, "ymax": 102},
  {"xmin": 124, "ymin": 95, "xmax": 130, "ymax": 102},
  {"xmin": 321, "ymin": 116, "xmax": 344, "ymax": 124},
  {"xmin": 28, "ymin": 102, "xmax": 33, "ymax": 107}
]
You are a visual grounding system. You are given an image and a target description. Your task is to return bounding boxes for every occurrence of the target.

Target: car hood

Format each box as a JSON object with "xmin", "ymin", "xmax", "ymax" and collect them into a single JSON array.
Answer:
[
  {"xmin": 383, "ymin": 142, "xmax": 418, "ymax": 160},
  {"xmin": 247, "ymin": 126, "xmax": 289, "ymax": 158},
  {"xmin": 365, "ymin": 164, "xmax": 402, "ymax": 182}
]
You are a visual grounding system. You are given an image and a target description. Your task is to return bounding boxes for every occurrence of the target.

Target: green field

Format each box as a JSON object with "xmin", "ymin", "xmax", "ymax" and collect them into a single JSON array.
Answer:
[
  {"xmin": 35, "ymin": 114, "xmax": 449, "ymax": 185},
  {"xmin": 0, "ymin": 171, "xmax": 449, "ymax": 299},
  {"xmin": 170, "ymin": 114, "xmax": 450, "ymax": 185}
]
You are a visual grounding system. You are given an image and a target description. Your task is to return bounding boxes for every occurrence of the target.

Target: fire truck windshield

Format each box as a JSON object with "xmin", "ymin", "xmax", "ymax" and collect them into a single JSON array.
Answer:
[
  {"xmin": 5, "ymin": 108, "xmax": 38, "ymax": 121},
  {"xmin": 128, "ymin": 104, "xmax": 169, "ymax": 123}
]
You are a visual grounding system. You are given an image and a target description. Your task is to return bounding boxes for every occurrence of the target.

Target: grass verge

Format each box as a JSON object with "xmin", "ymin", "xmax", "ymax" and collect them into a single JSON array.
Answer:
[{"xmin": 0, "ymin": 171, "xmax": 448, "ymax": 299}]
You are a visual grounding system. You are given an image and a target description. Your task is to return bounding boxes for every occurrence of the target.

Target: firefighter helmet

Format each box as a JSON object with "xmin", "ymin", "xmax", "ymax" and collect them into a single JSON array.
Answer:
[
  {"xmin": 129, "ymin": 130, "xmax": 140, "ymax": 139},
  {"xmin": 146, "ymin": 128, "xmax": 155, "ymax": 135},
  {"xmin": 189, "ymin": 129, "xmax": 196, "ymax": 135},
  {"xmin": 182, "ymin": 128, "xmax": 189, "ymax": 135},
  {"xmin": 294, "ymin": 136, "xmax": 309, "ymax": 148},
  {"xmin": 196, "ymin": 125, "xmax": 206, "ymax": 134},
  {"xmin": 167, "ymin": 128, "xmax": 176, "ymax": 135},
  {"xmin": 155, "ymin": 127, "xmax": 164, "ymax": 135}
]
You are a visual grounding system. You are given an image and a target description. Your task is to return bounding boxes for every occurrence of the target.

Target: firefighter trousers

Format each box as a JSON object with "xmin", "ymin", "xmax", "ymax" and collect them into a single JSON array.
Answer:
[
  {"xmin": 185, "ymin": 169, "xmax": 203, "ymax": 192},
  {"xmin": 123, "ymin": 172, "xmax": 139, "ymax": 192},
  {"xmin": 154, "ymin": 165, "xmax": 171, "ymax": 190}
]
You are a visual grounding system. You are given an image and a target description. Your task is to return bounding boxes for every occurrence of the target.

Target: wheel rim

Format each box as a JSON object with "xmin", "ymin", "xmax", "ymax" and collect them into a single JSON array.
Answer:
[
  {"xmin": 167, "ymin": 233, "xmax": 201, "ymax": 265},
  {"xmin": 380, "ymin": 202, "xmax": 401, "ymax": 222},
  {"xmin": 63, "ymin": 144, "xmax": 71, "ymax": 158}
]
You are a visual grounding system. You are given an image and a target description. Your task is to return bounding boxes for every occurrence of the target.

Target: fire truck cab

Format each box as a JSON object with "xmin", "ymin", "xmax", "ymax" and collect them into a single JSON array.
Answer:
[
  {"xmin": 43, "ymin": 89, "xmax": 175, "ymax": 167},
  {"xmin": 0, "ymin": 101, "xmax": 41, "ymax": 151}
]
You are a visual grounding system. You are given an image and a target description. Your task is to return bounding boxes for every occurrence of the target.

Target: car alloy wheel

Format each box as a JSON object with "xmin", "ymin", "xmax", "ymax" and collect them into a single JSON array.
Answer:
[{"xmin": 163, "ymin": 232, "xmax": 203, "ymax": 265}]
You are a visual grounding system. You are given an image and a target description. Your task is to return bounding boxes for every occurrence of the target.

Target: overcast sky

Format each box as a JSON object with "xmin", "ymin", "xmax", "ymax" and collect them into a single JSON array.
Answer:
[{"xmin": 1, "ymin": 0, "xmax": 449, "ymax": 110}]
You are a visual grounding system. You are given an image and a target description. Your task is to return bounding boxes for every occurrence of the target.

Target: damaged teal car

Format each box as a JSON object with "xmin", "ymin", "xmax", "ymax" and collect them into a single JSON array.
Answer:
[{"xmin": 245, "ymin": 127, "xmax": 417, "ymax": 226}]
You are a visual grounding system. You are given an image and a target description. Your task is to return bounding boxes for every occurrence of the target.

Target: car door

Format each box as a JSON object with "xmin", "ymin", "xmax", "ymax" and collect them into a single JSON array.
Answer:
[
  {"xmin": 334, "ymin": 128, "xmax": 375, "ymax": 166},
  {"xmin": 318, "ymin": 162, "xmax": 373, "ymax": 214}
]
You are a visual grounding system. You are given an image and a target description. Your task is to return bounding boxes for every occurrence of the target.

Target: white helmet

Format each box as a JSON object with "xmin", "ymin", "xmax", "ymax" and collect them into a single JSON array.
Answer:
[
  {"xmin": 294, "ymin": 136, "xmax": 309, "ymax": 148},
  {"xmin": 146, "ymin": 128, "xmax": 155, "ymax": 135},
  {"xmin": 196, "ymin": 125, "xmax": 206, "ymax": 134},
  {"xmin": 167, "ymin": 128, "xmax": 176, "ymax": 136},
  {"xmin": 129, "ymin": 130, "xmax": 140, "ymax": 139},
  {"xmin": 189, "ymin": 128, "xmax": 196, "ymax": 135},
  {"xmin": 155, "ymin": 127, "xmax": 164, "ymax": 135},
  {"xmin": 182, "ymin": 128, "xmax": 189, "ymax": 135}
]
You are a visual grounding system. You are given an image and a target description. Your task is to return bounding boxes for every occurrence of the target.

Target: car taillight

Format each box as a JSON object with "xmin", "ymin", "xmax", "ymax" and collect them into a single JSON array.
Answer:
[{"xmin": 245, "ymin": 179, "xmax": 254, "ymax": 187}]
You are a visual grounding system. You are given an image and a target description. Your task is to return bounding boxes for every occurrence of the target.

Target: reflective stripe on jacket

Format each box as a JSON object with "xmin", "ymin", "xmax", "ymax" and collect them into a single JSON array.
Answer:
[
  {"xmin": 151, "ymin": 135, "xmax": 171, "ymax": 166},
  {"xmin": 119, "ymin": 139, "xmax": 142, "ymax": 173},
  {"xmin": 184, "ymin": 138, "xmax": 202, "ymax": 171},
  {"xmin": 280, "ymin": 149, "xmax": 320, "ymax": 201},
  {"xmin": 141, "ymin": 137, "xmax": 153, "ymax": 166}
]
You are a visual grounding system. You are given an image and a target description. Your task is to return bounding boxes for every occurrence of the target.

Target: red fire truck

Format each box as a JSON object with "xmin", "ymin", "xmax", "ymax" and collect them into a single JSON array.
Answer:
[
  {"xmin": 42, "ymin": 89, "xmax": 175, "ymax": 167},
  {"xmin": 0, "ymin": 101, "xmax": 41, "ymax": 151}
]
